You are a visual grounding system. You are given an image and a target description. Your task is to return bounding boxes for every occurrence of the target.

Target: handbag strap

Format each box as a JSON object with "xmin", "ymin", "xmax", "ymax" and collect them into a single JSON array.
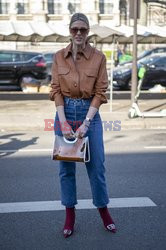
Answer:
[{"xmin": 63, "ymin": 137, "xmax": 78, "ymax": 144}]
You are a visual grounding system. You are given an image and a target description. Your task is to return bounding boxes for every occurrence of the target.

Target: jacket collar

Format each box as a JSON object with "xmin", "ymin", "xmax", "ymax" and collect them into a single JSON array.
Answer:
[{"xmin": 64, "ymin": 42, "xmax": 92, "ymax": 59}]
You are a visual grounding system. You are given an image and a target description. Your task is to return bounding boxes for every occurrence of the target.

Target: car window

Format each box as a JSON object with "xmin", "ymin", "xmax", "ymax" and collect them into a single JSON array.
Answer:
[
  {"xmin": 138, "ymin": 50, "xmax": 150, "ymax": 59},
  {"xmin": 154, "ymin": 57, "xmax": 166, "ymax": 66},
  {"xmin": 22, "ymin": 53, "xmax": 38, "ymax": 61},
  {"xmin": 154, "ymin": 48, "xmax": 166, "ymax": 53},
  {"xmin": 0, "ymin": 53, "xmax": 13, "ymax": 62},
  {"xmin": 12, "ymin": 53, "xmax": 22, "ymax": 62},
  {"xmin": 138, "ymin": 55, "xmax": 159, "ymax": 65},
  {"xmin": 0, "ymin": 52, "xmax": 23, "ymax": 62},
  {"xmin": 44, "ymin": 53, "xmax": 54, "ymax": 62}
]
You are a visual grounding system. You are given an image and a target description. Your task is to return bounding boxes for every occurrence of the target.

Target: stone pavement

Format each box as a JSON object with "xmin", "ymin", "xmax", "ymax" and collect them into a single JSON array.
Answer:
[{"xmin": 0, "ymin": 95, "xmax": 166, "ymax": 131}]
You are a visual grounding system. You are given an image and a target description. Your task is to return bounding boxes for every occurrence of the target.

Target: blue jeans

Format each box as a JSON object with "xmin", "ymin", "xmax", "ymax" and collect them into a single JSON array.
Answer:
[{"xmin": 54, "ymin": 97, "xmax": 109, "ymax": 208}]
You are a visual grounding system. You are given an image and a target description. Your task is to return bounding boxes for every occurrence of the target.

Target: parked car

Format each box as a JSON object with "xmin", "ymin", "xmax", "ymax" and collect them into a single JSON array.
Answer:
[
  {"xmin": 43, "ymin": 52, "xmax": 55, "ymax": 81},
  {"xmin": 113, "ymin": 53, "xmax": 166, "ymax": 90},
  {"xmin": 0, "ymin": 50, "xmax": 48, "ymax": 90},
  {"xmin": 118, "ymin": 46, "xmax": 166, "ymax": 67}
]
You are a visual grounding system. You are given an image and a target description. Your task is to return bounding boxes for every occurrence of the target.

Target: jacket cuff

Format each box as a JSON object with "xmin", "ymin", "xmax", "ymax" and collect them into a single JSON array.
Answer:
[
  {"xmin": 90, "ymin": 96, "xmax": 101, "ymax": 109},
  {"xmin": 54, "ymin": 95, "xmax": 64, "ymax": 107},
  {"xmin": 91, "ymin": 94, "xmax": 108, "ymax": 109}
]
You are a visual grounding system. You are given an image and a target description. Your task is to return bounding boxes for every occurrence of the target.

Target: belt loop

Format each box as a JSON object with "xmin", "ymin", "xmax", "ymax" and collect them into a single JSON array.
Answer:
[
  {"xmin": 82, "ymin": 99, "xmax": 85, "ymax": 106},
  {"xmin": 65, "ymin": 97, "xmax": 70, "ymax": 105}
]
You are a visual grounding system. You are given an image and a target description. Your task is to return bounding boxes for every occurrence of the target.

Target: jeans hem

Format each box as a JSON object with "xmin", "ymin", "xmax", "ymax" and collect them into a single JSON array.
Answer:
[
  {"xmin": 61, "ymin": 202, "xmax": 78, "ymax": 208},
  {"xmin": 93, "ymin": 200, "xmax": 110, "ymax": 208}
]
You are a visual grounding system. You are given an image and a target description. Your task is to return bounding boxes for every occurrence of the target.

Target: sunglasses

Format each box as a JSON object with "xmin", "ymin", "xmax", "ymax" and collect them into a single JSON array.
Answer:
[{"xmin": 70, "ymin": 27, "xmax": 88, "ymax": 35}]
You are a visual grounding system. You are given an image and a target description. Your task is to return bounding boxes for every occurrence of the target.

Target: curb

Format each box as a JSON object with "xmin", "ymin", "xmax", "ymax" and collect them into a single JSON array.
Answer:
[{"xmin": 0, "ymin": 91, "xmax": 166, "ymax": 101}]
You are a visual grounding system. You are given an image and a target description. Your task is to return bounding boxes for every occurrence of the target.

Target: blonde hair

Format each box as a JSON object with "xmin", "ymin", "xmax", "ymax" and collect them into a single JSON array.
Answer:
[{"xmin": 69, "ymin": 13, "xmax": 89, "ymax": 28}]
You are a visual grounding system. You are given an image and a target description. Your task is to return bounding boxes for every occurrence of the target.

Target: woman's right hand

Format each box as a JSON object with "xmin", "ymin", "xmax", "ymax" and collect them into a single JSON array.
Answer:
[
  {"xmin": 56, "ymin": 106, "xmax": 75, "ymax": 139},
  {"xmin": 61, "ymin": 120, "xmax": 75, "ymax": 139}
]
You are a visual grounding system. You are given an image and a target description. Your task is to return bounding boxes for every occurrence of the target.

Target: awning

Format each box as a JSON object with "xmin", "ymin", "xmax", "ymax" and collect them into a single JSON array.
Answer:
[
  {"xmin": 0, "ymin": 21, "xmax": 166, "ymax": 44},
  {"xmin": 0, "ymin": 21, "xmax": 70, "ymax": 42}
]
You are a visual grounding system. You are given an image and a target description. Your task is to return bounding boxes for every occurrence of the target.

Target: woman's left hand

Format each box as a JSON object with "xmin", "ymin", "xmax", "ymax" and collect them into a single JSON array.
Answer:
[{"xmin": 75, "ymin": 123, "xmax": 89, "ymax": 139}]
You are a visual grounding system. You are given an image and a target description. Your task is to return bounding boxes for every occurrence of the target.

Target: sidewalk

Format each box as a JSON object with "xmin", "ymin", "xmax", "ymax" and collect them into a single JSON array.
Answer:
[{"xmin": 0, "ymin": 97, "xmax": 166, "ymax": 131}]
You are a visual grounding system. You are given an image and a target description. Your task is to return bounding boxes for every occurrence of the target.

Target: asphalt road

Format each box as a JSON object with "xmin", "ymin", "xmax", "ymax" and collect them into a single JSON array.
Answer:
[{"xmin": 0, "ymin": 129, "xmax": 166, "ymax": 250}]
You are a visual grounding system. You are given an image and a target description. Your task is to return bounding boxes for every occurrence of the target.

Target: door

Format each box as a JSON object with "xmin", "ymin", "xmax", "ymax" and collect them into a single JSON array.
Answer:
[
  {"xmin": 143, "ymin": 57, "xmax": 166, "ymax": 89},
  {"xmin": 0, "ymin": 52, "xmax": 21, "ymax": 84},
  {"xmin": 152, "ymin": 57, "xmax": 166, "ymax": 87}
]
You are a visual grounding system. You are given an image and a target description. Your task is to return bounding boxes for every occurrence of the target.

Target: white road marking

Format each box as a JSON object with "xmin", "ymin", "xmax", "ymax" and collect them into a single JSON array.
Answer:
[
  {"xmin": 0, "ymin": 149, "xmax": 52, "ymax": 153},
  {"xmin": 0, "ymin": 197, "xmax": 156, "ymax": 214},
  {"xmin": 144, "ymin": 146, "xmax": 166, "ymax": 149},
  {"xmin": 1, "ymin": 146, "xmax": 166, "ymax": 154}
]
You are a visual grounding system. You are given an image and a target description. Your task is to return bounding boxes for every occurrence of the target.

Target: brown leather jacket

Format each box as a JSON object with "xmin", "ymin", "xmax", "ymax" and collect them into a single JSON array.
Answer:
[{"xmin": 49, "ymin": 42, "xmax": 108, "ymax": 109}]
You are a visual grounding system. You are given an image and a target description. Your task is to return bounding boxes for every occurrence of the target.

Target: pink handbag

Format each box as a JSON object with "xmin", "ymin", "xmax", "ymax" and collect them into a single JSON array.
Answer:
[{"xmin": 52, "ymin": 136, "xmax": 90, "ymax": 163}]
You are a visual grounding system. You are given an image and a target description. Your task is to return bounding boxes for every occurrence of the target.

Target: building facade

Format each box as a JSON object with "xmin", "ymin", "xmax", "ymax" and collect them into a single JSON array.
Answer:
[
  {"xmin": 0, "ymin": 0, "xmax": 165, "ymax": 26},
  {"xmin": 145, "ymin": 0, "xmax": 166, "ymax": 26},
  {"xmin": 0, "ymin": 0, "xmax": 120, "ymax": 25},
  {"xmin": 0, "ymin": 0, "xmax": 165, "ymax": 50}
]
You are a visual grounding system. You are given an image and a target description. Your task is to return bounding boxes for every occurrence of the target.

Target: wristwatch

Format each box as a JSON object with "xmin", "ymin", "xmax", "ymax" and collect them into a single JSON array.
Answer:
[
  {"xmin": 84, "ymin": 117, "xmax": 91, "ymax": 127},
  {"xmin": 85, "ymin": 117, "xmax": 92, "ymax": 122}
]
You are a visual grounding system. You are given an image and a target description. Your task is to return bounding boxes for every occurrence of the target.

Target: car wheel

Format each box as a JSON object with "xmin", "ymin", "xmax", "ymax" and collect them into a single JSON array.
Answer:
[
  {"xmin": 128, "ymin": 79, "xmax": 132, "ymax": 89},
  {"xmin": 19, "ymin": 74, "xmax": 38, "ymax": 92}
]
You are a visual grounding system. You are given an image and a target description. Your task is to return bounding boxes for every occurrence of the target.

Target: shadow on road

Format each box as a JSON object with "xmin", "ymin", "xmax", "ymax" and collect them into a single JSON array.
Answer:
[{"xmin": 0, "ymin": 133, "xmax": 38, "ymax": 158}]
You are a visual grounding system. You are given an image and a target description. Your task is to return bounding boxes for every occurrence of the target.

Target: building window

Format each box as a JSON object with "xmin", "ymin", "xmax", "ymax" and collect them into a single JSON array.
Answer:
[
  {"xmin": 48, "ymin": 0, "xmax": 62, "ymax": 14},
  {"xmin": 68, "ymin": 0, "xmax": 80, "ymax": 14},
  {"xmin": 99, "ymin": 0, "xmax": 113, "ymax": 14},
  {"xmin": 119, "ymin": 0, "xmax": 127, "ymax": 25},
  {"xmin": 16, "ymin": 0, "xmax": 29, "ymax": 14},
  {"xmin": 0, "ymin": 0, "xmax": 10, "ymax": 14}
]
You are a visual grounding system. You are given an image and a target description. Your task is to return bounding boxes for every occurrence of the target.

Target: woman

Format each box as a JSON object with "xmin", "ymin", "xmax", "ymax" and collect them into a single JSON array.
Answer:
[{"xmin": 50, "ymin": 13, "xmax": 116, "ymax": 238}]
